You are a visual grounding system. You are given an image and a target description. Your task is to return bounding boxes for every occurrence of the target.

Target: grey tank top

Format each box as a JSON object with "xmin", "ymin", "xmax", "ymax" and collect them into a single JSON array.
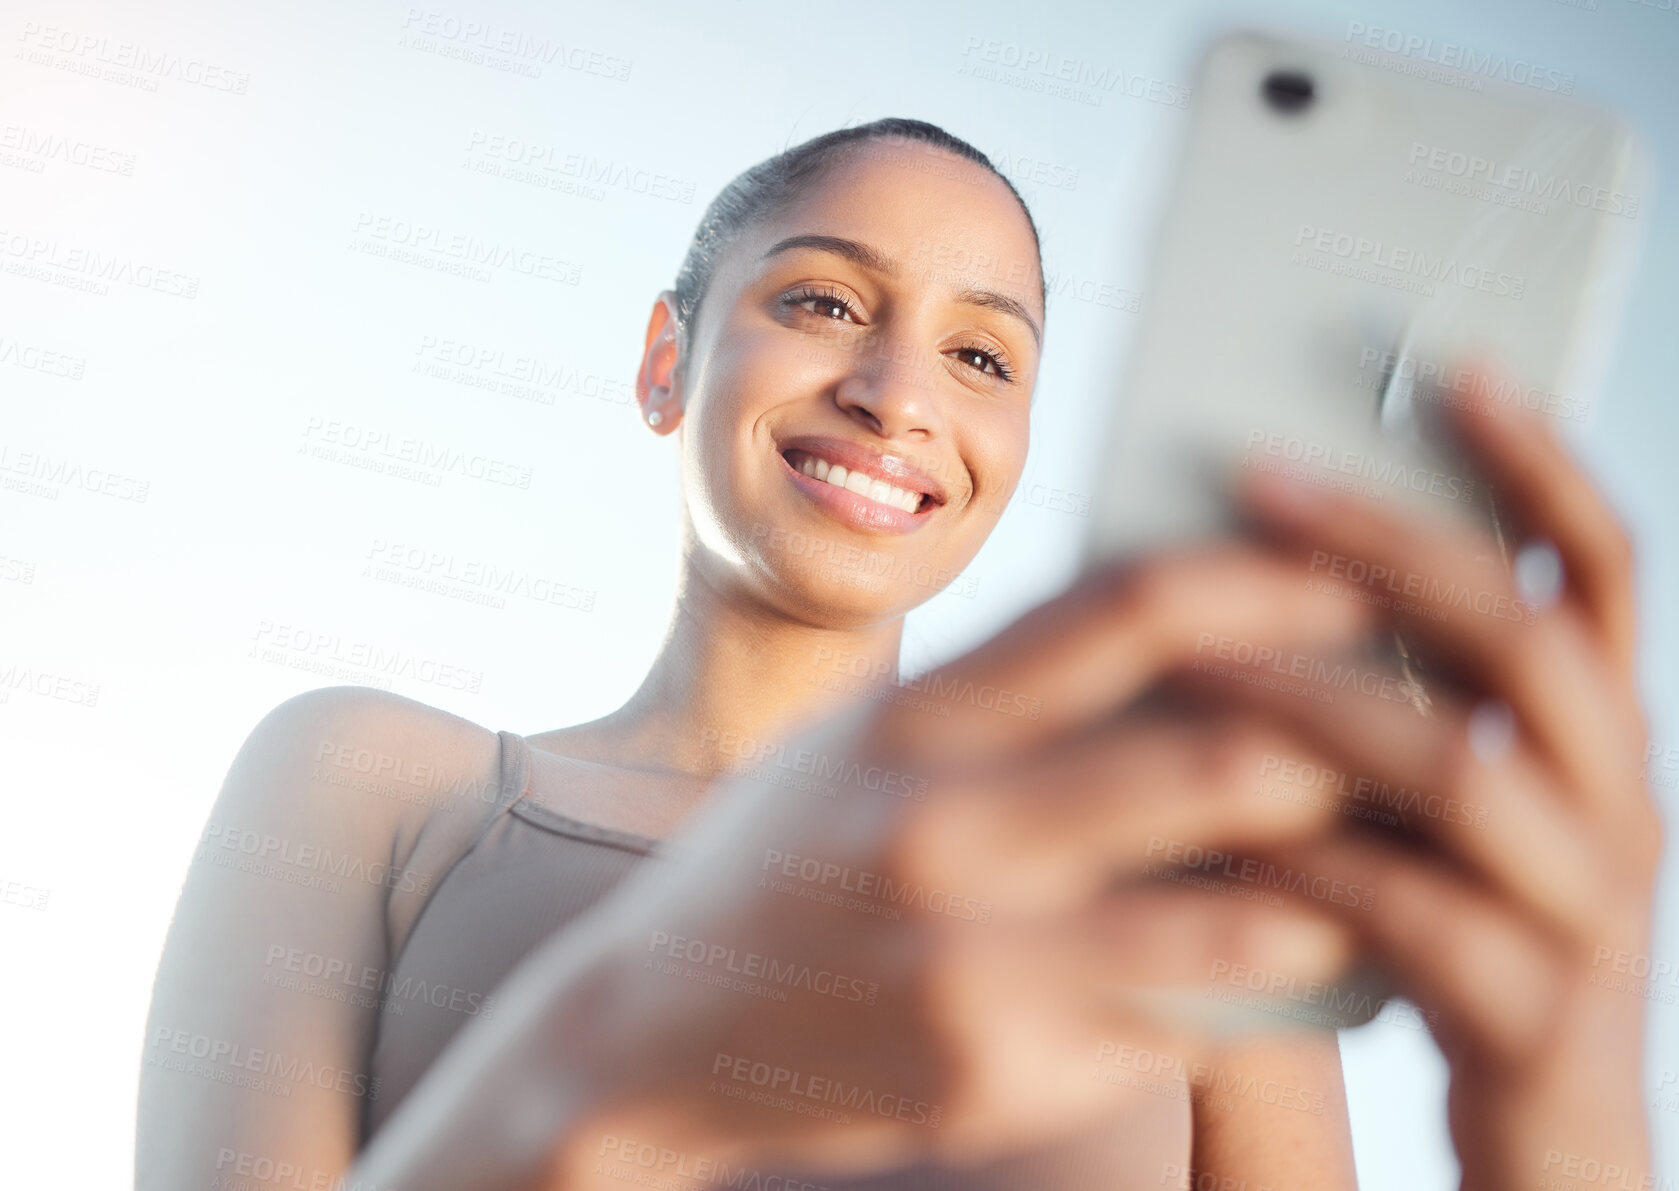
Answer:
[
  {"xmin": 365, "ymin": 729, "xmax": 658, "ymax": 1139},
  {"xmin": 363, "ymin": 730, "xmax": 1190, "ymax": 1187}
]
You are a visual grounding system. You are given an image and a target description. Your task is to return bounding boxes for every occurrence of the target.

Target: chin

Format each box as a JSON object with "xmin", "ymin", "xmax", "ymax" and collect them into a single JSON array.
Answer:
[{"xmin": 784, "ymin": 560, "xmax": 926, "ymax": 626}]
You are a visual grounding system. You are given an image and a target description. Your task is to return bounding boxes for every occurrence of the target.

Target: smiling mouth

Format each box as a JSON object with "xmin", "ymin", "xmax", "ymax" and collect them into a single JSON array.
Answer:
[{"xmin": 780, "ymin": 448, "xmax": 933, "ymax": 515}]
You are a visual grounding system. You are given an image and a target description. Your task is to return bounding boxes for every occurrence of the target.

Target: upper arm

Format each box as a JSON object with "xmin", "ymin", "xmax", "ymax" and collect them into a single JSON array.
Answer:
[
  {"xmin": 134, "ymin": 685, "xmax": 501, "ymax": 1191},
  {"xmin": 1188, "ymin": 1027, "xmax": 1359, "ymax": 1190}
]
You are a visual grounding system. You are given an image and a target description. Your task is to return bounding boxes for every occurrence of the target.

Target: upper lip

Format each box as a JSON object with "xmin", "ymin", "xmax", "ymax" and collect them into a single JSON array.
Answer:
[{"xmin": 777, "ymin": 435, "xmax": 952, "ymax": 506}]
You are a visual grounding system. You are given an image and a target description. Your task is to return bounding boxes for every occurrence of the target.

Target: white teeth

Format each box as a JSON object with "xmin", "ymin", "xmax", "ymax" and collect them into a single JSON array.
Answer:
[{"xmin": 792, "ymin": 451, "xmax": 923, "ymax": 514}]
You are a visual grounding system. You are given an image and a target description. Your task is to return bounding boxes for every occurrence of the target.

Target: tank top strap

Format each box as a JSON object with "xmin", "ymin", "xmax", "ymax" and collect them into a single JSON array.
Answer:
[
  {"xmin": 384, "ymin": 727, "xmax": 535, "ymax": 968},
  {"xmin": 507, "ymin": 731, "xmax": 661, "ymax": 857}
]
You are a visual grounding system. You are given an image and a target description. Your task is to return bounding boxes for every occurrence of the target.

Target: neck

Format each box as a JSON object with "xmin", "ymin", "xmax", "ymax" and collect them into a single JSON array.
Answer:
[{"xmin": 565, "ymin": 533, "xmax": 906, "ymax": 783}]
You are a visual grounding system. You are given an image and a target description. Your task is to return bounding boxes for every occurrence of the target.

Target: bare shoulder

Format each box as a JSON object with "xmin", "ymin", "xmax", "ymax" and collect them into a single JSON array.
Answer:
[{"xmin": 140, "ymin": 687, "xmax": 509, "ymax": 1189}]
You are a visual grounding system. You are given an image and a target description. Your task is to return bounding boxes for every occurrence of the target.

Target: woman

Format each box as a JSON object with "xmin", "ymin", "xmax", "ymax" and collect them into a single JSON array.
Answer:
[{"xmin": 136, "ymin": 118, "xmax": 1662, "ymax": 1191}]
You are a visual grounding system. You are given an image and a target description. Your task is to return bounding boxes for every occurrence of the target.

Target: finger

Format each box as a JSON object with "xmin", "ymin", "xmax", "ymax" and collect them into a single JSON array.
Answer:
[
  {"xmin": 1237, "ymin": 467, "xmax": 1645, "ymax": 808},
  {"xmin": 900, "ymin": 711, "xmax": 1353, "ymax": 917},
  {"xmin": 1166, "ymin": 657, "xmax": 1609, "ymax": 944},
  {"xmin": 909, "ymin": 887, "xmax": 1354, "ymax": 1163},
  {"xmin": 1445, "ymin": 360, "xmax": 1639, "ymax": 679},
  {"xmin": 1076, "ymin": 886, "xmax": 1356, "ymax": 1033},
  {"xmin": 1253, "ymin": 834, "xmax": 1560, "ymax": 1066},
  {"xmin": 936, "ymin": 885, "xmax": 1356, "ymax": 1051},
  {"xmin": 872, "ymin": 545, "xmax": 1378, "ymax": 771}
]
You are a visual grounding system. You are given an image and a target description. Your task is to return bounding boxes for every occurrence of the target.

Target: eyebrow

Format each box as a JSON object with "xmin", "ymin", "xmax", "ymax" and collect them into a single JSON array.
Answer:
[{"xmin": 759, "ymin": 233, "xmax": 1041, "ymax": 349}]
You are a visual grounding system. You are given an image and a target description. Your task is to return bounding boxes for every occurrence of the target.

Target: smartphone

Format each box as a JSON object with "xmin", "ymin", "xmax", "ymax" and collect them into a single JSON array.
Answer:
[
  {"xmin": 1083, "ymin": 26, "xmax": 1649, "ymax": 565},
  {"xmin": 1082, "ymin": 26, "xmax": 1651, "ymax": 1033}
]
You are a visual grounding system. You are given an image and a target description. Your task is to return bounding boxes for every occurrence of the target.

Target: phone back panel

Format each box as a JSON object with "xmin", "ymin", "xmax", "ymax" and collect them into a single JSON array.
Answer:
[{"xmin": 1084, "ymin": 27, "xmax": 1650, "ymax": 566}]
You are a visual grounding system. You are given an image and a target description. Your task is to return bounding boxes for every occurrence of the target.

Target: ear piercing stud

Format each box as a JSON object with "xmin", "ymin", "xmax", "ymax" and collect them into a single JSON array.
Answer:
[{"xmin": 649, "ymin": 410, "xmax": 663, "ymax": 426}]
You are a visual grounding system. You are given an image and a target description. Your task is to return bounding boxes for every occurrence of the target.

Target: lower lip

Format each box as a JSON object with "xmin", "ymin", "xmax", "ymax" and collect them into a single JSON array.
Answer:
[{"xmin": 778, "ymin": 451, "xmax": 935, "ymax": 535}]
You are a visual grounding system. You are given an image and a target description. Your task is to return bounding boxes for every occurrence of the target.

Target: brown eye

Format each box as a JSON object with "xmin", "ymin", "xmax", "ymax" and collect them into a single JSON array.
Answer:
[
  {"xmin": 783, "ymin": 285, "xmax": 860, "ymax": 323},
  {"xmin": 950, "ymin": 344, "xmax": 1014, "ymax": 382}
]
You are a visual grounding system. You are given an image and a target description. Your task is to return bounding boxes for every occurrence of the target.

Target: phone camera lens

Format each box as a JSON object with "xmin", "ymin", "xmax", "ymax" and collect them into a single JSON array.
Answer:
[{"xmin": 1261, "ymin": 69, "xmax": 1314, "ymax": 114}]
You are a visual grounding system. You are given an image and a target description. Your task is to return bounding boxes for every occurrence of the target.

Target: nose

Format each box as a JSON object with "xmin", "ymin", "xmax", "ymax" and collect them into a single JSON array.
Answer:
[{"xmin": 832, "ymin": 335, "xmax": 944, "ymax": 443}]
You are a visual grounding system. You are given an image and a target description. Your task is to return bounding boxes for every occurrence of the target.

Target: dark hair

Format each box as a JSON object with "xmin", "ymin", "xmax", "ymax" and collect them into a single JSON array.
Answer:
[{"xmin": 671, "ymin": 117, "xmax": 1045, "ymax": 364}]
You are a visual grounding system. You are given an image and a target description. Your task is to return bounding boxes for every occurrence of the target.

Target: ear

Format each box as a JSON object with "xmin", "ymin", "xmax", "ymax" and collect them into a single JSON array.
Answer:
[{"xmin": 637, "ymin": 289, "xmax": 684, "ymax": 435}]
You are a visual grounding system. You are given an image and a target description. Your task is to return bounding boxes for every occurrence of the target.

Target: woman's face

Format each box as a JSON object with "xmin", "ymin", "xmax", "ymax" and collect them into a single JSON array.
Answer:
[{"xmin": 652, "ymin": 138, "xmax": 1044, "ymax": 627}]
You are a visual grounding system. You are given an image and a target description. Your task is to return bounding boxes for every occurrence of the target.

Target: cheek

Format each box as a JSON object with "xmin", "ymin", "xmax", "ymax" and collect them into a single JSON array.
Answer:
[
  {"xmin": 679, "ymin": 328, "xmax": 796, "ymax": 524},
  {"xmin": 964, "ymin": 405, "xmax": 1032, "ymax": 514}
]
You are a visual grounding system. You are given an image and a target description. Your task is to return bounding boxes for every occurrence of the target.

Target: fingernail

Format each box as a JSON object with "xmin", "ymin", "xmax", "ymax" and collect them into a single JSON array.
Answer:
[{"xmin": 1467, "ymin": 698, "xmax": 1517, "ymax": 764}]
